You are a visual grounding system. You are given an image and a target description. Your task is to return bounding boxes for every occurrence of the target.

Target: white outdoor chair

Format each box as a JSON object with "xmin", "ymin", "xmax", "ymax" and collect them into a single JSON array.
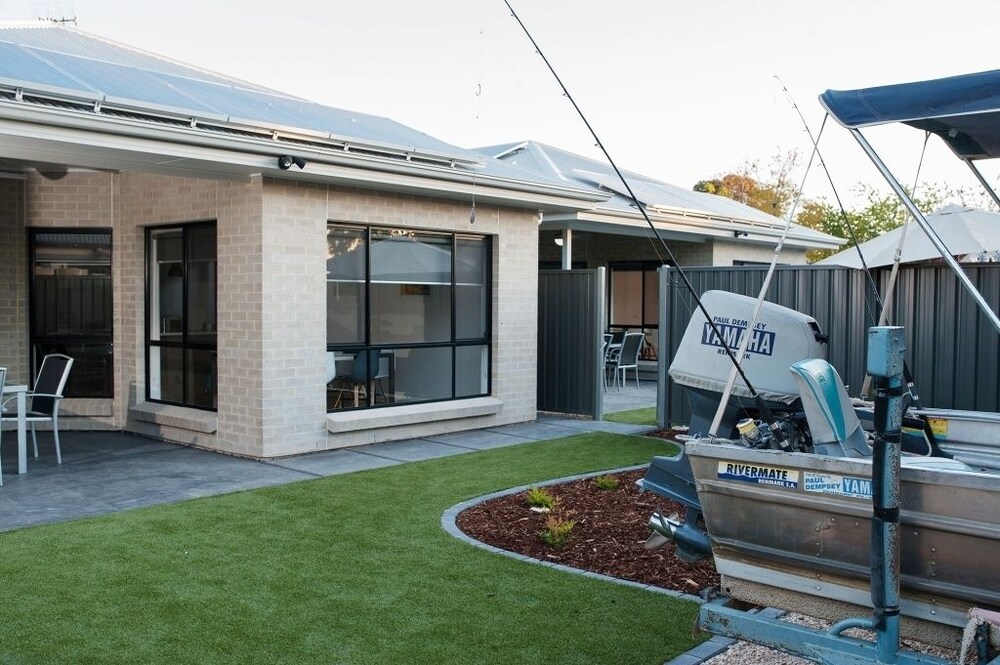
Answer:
[{"xmin": 0, "ymin": 354, "xmax": 74, "ymax": 466}]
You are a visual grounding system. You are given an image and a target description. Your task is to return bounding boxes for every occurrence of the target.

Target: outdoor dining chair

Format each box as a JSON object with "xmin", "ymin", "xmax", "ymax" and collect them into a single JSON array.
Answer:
[
  {"xmin": 0, "ymin": 354, "xmax": 74, "ymax": 466},
  {"xmin": 609, "ymin": 332, "xmax": 644, "ymax": 391},
  {"xmin": 332, "ymin": 350, "xmax": 388, "ymax": 408}
]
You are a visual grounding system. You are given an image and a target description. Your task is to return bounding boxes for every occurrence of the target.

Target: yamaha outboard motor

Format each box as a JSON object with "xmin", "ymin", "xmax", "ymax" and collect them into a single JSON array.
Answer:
[
  {"xmin": 669, "ymin": 291, "xmax": 828, "ymax": 437},
  {"xmin": 790, "ymin": 358, "xmax": 871, "ymax": 457}
]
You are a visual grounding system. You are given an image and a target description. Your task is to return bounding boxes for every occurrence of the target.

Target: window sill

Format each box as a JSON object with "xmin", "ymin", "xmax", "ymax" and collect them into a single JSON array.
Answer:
[
  {"xmin": 326, "ymin": 397, "xmax": 501, "ymax": 434},
  {"xmin": 129, "ymin": 402, "xmax": 218, "ymax": 434},
  {"xmin": 61, "ymin": 398, "xmax": 114, "ymax": 417}
]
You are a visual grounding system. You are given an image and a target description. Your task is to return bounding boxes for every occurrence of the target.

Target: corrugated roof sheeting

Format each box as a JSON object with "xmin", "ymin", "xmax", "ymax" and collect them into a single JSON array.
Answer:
[{"xmin": 484, "ymin": 140, "xmax": 843, "ymax": 247}]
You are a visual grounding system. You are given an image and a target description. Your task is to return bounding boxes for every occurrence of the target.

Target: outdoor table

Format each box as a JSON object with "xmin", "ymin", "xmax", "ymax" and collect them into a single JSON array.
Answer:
[{"xmin": 2, "ymin": 384, "xmax": 28, "ymax": 474}]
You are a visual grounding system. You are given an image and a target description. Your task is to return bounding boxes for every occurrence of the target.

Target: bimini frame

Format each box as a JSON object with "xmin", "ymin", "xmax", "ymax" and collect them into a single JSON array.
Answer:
[{"xmin": 820, "ymin": 70, "xmax": 1000, "ymax": 335}]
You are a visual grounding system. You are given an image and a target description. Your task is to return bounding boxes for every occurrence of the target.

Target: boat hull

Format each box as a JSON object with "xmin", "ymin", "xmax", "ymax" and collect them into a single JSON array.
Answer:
[{"xmin": 682, "ymin": 440, "xmax": 1000, "ymax": 630}]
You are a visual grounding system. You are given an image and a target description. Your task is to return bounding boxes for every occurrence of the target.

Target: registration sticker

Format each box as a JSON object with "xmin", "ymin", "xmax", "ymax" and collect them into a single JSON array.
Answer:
[
  {"xmin": 717, "ymin": 461, "xmax": 799, "ymax": 489},
  {"xmin": 926, "ymin": 417, "xmax": 949, "ymax": 439},
  {"xmin": 804, "ymin": 472, "xmax": 872, "ymax": 499}
]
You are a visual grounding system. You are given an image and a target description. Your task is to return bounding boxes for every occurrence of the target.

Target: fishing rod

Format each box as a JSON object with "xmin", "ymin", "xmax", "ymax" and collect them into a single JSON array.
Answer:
[
  {"xmin": 774, "ymin": 78, "xmax": 882, "ymax": 326},
  {"xmin": 706, "ymin": 98, "xmax": 825, "ymax": 438},
  {"xmin": 858, "ymin": 132, "xmax": 930, "ymax": 398},
  {"xmin": 502, "ymin": 0, "xmax": 784, "ymax": 436},
  {"xmin": 778, "ymin": 85, "xmax": 947, "ymax": 456}
]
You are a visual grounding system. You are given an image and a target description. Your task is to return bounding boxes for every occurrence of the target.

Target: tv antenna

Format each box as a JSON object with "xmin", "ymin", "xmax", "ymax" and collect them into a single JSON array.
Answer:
[{"xmin": 33, "ymin": 2, "xmax": 77, "ymax": 25}]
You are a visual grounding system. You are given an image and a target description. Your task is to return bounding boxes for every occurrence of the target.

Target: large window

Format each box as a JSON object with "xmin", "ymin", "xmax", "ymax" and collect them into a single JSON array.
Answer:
[
  {"xmin": 146, "ymin": 223, "xmax": 217, "ymax": 410},
  {"xmin": 609, "ymin": 261, "xmax": 661, "ymax": 361},
  {"xmin": 326, "ymin": 225, "xmax": 491, "ymax": 410},
  {"xmin": 29, "ymin": 230, "xmax": 113, "ymax": 397}
]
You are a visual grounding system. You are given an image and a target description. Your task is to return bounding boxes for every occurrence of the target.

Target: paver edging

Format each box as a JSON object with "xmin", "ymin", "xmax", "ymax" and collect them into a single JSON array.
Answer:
[{"xmin": 440, "ymin": 464, "xmax": 702, "ymax": 602}]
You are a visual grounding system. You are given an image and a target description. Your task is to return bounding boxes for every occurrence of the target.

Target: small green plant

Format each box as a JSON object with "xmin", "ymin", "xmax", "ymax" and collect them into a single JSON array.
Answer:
[
  {"xmin": 525, "ymin": 486, "xmax": 555, "ymax": 509},
  {"xmin": 540, "ymin": 515, "xmax": 577, "ymax": 548},
  {"xmin": 593, "ymin": 475, "xmax": 620, "ymax": 491}
]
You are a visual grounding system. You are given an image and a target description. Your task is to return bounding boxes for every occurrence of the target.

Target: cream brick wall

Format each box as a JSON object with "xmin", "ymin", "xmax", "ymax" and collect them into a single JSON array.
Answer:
[
  {"xmin": 324, "ymin": 186, "xmax": 540, "ymax": 436},
  {"xmin": 711, "ymin": 239, "xmax": 807, "ymax": 266},
  {"xmin": 539, "ymin": 230, "xmax": 810, "ymax": 268},
  {"xmin": 12, "ymin": 172, "xmax": 541, "ymax": 457},
  {"xmin": 20, "ymin": 172, "xmax": 117, "ymax": 426},
  {"xmin": 539, "ymin": 230, "xmax": 715, "ymax": 267},
  {"xmin": 0, "ymin": 178, "xmax": 27, "ymax": 385},
  {"xmin": 116, "ymin": 172, "xmax": 265, "ymax": 455},
  {"xmin": 252, "ymin": 179, "xmax": 328, "ymax": 456}
]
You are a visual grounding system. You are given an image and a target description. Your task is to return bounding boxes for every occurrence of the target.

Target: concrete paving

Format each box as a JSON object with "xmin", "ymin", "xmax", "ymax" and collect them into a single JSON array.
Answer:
[{"xmin": 0, "ymin": 381, "xmax": 658, "ymax": 533}]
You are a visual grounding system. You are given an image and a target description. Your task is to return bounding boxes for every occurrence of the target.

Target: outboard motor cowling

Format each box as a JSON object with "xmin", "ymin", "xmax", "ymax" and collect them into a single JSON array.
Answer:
[
  {"xmin": 669, "ymin": 291, "xmax": 828, "ymax": 437},
  {"xmin": 790, "ymin": 358, "xmax": 870, "ymax": 457}
]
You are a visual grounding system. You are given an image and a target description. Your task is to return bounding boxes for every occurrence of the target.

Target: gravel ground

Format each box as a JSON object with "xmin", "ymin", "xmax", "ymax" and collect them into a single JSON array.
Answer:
[{"xmin": 702, "ymin": 613, "xmax": 959, "ymax": 665}]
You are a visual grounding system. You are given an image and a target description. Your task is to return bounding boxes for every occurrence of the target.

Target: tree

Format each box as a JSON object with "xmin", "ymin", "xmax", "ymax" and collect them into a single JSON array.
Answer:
[
  {"xmin": 694, "ymin": 149, "xmax": 801, "ymax": 219},
  {"xmin": 796, "ymin": 184, "xmax": 948, "ymax": 263}
]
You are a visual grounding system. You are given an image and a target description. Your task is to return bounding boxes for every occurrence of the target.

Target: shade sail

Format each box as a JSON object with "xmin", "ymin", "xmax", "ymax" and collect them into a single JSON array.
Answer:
[
  {"xmin": 817, "ymin": 204, "xmax": 1000, "ymax": 268},
  {"xmin": 820, "ymin": 69, "xmax": 1000, "ymax": 159}
]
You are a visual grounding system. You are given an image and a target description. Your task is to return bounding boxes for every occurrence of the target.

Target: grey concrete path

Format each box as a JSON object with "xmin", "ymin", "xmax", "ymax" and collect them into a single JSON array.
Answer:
[{"xmin": 0, "ymin": 381, "xmax": 657, "ymax": 532}]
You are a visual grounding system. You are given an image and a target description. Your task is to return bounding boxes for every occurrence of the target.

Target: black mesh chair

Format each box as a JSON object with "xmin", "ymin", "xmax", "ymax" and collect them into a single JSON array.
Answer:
[
  {"xmin": 0, "ymin": 354, "xmax": 74, "ymax": 466},
  {"xmin": 609, "ymin": 332, "xmax": 644, "ymax": 391}
]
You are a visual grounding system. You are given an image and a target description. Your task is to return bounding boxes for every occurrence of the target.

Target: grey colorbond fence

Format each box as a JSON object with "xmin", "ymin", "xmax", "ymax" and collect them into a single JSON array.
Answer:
[
  {"xmin": 658, "ymin": 264, "xmax": 1000, "ymax": 427},
  {"xmin": 537, "ymin": 268, "xmax": 606, "ymax": 418}
]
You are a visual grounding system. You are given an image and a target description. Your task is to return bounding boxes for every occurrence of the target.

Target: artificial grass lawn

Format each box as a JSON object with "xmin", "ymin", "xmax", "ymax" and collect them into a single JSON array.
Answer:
[
  {"xmin": 604, "ymin": 406, "xmax": 658, "ymax": 426},
  {"xmin": 0, "ymin": 433, "xmax": 701, "ymax": 664}
]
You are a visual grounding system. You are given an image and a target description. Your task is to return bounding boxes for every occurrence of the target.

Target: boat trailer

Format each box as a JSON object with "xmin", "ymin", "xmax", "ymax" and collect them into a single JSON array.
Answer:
[{"xmin": 682, "ymin": 328, "xmax": 1000, "ymax": 664}]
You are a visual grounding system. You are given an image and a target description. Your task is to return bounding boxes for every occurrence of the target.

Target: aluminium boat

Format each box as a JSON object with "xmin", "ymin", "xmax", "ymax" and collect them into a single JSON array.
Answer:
[{"xmin": 640, "ymin": 70, "xmax": 1000, "ymax": 650}]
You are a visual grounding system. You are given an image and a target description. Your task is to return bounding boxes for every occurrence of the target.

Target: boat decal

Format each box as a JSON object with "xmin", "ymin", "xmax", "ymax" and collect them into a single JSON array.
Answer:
[
  {"xmin": 717, "ymin": 461, "xmax": 798, "ymax": 488},
  {"xmin": 803, "ymin": 472, "xmax": 872, "ymax": 499},
  {"xmin": 702, "ymin": 319, "xmax": 776, "ymax": 357}
]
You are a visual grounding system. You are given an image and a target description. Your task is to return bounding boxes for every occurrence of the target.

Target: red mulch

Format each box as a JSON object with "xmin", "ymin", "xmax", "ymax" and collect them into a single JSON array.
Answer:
[{"xmin": 455, "ymin": 438, "xmax": 720, "ymax": 595}]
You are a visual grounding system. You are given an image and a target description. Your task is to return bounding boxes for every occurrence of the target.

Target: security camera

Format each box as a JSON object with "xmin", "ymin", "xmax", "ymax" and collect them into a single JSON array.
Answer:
[{"xmin": 278, "ymin": 155, "xmax": 307, "ymax": 170}]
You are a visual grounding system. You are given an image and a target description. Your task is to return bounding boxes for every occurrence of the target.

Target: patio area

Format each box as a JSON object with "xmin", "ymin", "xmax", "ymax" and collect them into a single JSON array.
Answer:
[{"xmin": 0, "ymin": 384, "xmax": 658, "ymax": 533}]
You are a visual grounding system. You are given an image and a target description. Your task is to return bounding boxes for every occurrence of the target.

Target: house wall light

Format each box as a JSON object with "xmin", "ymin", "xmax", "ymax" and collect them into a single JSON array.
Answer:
[
  {"xmin": 278, "ymin": 155, "xmax": 307, "ymax": 170},
  {"xmin": 733, "ymin": 230, "xmax": 749, "ymax": 238}
]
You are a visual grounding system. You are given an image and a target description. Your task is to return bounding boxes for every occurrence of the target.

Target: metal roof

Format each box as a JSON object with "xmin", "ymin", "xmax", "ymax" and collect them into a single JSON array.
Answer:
[
  {"xmin": 482, "ymin": 141, "xmax": 843, "ymax": 248},
  {"xmin": 0, "ymin": 23, "xmax": 480, "ymax": 166}
]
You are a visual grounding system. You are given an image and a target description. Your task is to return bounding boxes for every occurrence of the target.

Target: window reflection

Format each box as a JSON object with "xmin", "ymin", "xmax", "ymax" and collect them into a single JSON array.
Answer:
[
  {"xmin": 147, "ymin": 223, "xmax": 217, "ymax": 410},
  {"xmin": 326, "ymin": 225, "xmax": 491, "ymax": 411},
  {"xmin": 29, "ymin": 230, "xmax": 113, "ymax": 397}
]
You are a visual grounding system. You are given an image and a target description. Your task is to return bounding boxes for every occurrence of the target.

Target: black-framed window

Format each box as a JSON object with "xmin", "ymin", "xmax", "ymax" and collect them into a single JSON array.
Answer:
[
  {"xmin": 29, "ymin": 229, "xmax": 113, "ymax": 397},
  {"xmin": 326, "ymin": 225, "xmax": 491, "ymax": 410},
  {"xmin": 145, "ymin": 222, "xmax": 217, "ymax": 410},
  {"xmin": 608, "ymin": 260, "xmax": 662, "ymax": 361}
]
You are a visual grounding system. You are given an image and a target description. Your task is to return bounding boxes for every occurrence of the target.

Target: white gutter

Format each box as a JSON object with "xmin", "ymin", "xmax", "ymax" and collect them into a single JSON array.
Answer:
[
  {"xmin": 0, "ymin": 101, "xmax": 606, "ymax": 209},
  {"xmin": 543, "ymin": 209, "xmax": 843, "ymax": 250},
  {"xmin": 0, "ymin": 75, "xmax": 485, "ymax": 168}
]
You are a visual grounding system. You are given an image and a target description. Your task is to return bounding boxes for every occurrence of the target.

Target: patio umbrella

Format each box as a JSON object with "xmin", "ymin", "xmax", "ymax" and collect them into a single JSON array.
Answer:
[{"xmin": 818, "ymin": 204, "xmax": 1000, "ymax": 268}]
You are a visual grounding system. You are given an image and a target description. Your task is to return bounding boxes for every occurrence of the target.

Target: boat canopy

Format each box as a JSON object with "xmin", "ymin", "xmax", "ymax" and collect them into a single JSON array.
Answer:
[{"xmin": 820, "ymin": 69, "xmax": 1000, "ymax": 160}]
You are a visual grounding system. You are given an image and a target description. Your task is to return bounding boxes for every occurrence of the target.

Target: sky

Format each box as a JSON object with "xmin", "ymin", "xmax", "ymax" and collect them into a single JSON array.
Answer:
[{"xmin": 12, "ymin": 0, "xmax": 1000, "ymax": 208}]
